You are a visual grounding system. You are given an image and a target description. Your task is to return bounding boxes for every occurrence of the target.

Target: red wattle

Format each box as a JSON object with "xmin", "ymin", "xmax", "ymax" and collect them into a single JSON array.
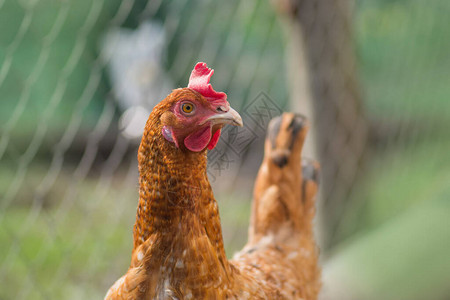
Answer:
[
  {"xmin": 184, "ymin": 126, "xmax": 212, "ymax": 152},
  {"xmin": 207, "ymin": 129, "xmax": 221, "ymax": 150}
]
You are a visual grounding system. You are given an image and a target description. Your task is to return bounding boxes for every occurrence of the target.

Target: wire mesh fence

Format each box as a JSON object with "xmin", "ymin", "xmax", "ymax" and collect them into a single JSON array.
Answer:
[{"xmin": 1, "ymin": 0, "xmax": 450, "ymax": 299}]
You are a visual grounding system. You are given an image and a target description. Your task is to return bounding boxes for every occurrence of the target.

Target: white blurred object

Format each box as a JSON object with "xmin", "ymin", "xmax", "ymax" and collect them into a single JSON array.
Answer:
[
  {"xmin": 102, "ymin": 21, "xmax": 174, "ymax": 139},
  {"xmin": 118, "ymin": 106, "xmax": 151, "ymax": 139}
]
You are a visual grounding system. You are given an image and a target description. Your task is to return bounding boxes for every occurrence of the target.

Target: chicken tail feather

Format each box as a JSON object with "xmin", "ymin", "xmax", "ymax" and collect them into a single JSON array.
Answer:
[{"xmin": 249, "ymin": 113, "xmax": 319, "ymax": 244}]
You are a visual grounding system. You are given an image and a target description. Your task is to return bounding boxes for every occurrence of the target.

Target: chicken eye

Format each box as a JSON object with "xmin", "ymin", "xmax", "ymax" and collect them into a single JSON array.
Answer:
[{"xmin": 181, "ymin": 102, "xmax": 195, "ymax": 114}]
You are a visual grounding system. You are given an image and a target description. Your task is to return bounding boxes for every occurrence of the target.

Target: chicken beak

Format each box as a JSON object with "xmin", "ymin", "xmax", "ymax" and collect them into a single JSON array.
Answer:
[{"xmin": 205, "ymin": 107, "xmax": 243, "ymax": 127}]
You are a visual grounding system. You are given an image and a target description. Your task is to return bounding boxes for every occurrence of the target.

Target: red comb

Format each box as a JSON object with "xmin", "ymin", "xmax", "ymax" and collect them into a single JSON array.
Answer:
[{"xmin": 188, "ymin": 62, "xmax": 228, "ymax": 106}]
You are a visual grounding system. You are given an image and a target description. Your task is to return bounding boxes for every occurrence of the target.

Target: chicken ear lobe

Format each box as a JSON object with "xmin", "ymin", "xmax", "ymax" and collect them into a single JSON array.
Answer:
[{"xmin": 184, "ymin": 126, "xmax": 212, "ymax": 152}]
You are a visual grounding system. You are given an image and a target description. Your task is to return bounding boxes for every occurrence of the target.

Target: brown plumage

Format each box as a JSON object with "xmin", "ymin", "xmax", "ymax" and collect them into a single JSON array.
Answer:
[{"xmin": 105, "ymin": 63, "xmax": 320, "ymax": 299}]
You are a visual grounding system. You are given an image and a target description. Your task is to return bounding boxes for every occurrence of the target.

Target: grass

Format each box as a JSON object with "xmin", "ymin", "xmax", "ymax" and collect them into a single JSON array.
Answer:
[
  {"xmin": 326, "ymin": 191, "xmax": 450, "ymax": 300},
  {"xmin": 0, "ymin": 164, "xmax": 135, "ymax": 299}
]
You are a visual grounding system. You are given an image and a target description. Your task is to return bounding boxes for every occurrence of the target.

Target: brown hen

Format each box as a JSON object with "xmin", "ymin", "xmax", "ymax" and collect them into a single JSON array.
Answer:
[{"xmin": 105, "ymin": 62, "xmax": 320, "ymax": 299}]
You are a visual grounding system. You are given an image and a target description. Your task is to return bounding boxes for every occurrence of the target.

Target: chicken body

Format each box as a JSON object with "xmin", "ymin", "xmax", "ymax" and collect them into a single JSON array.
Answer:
[{"xmin": 105, "ymin": 64, "xmax": 320, "ymax": 299}]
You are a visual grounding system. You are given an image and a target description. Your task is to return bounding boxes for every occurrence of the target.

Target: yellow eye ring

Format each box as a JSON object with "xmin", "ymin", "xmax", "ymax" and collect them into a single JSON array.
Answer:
[{"xmin": 181, "ymin": 102, "xmax": 195, "ymax": 114}]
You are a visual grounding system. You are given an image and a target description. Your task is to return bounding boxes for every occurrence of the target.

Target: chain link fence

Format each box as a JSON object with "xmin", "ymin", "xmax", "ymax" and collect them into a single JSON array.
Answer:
[{"xmin": 1, "ymin": 0, "xmax": 449, "ymax": 299}]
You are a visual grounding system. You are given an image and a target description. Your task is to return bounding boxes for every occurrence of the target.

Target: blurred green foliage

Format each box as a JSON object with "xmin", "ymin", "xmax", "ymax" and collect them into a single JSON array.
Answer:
[
  {"xmin": 0, "ymin": 0, "xmax": 121, "ymax": 140},
  {"xmin": 358, "ymin": 0, "xmax": 450, "ymax": 120},
  {"xmin": 325, "ymin": 1, "xmax": 450, "ymax": 298},
  {"xmin": 341, "ymin": 0, "xmax": 450, "ymax": 239}
]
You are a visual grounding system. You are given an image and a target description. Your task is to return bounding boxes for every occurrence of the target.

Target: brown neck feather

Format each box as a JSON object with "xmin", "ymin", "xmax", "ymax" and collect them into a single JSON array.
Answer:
[{"xmin": 133, "ymin": 112, "xmax": 228, "ymax": 268}]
